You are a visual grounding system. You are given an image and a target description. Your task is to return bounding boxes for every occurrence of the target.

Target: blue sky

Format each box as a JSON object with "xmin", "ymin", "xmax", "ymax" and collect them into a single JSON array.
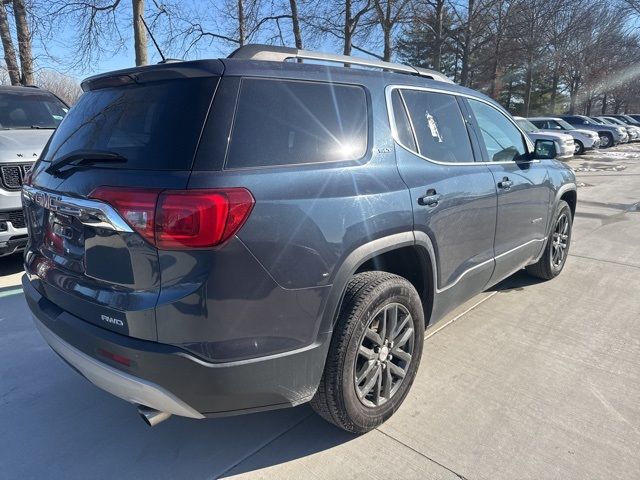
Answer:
[{"xmin": 33, "ymin": 0, "xmax": 339, "ymax": 81}]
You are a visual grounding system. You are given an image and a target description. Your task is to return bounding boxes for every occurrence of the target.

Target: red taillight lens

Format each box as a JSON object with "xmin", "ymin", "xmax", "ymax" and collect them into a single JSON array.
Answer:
[
  {"xmin": 90, "ymin": 187, "xmax": 159, "ymax": 243},
  {"xmin": 89, "ymin": 187, "xmax": 254, "ymax": 249}
]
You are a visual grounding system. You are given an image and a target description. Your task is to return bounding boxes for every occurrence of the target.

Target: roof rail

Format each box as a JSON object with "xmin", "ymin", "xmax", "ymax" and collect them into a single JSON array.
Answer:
[{"xmin": 228, "ymin": 44, "xmax": 453, "ymax": 84}]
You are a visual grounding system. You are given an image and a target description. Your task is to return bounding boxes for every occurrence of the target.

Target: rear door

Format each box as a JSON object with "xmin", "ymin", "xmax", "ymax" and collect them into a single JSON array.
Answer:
[
  {"xmin": 23, "ymin": 67, "xmax": 221, "ymax": 341},
  {"xmin": 465, "ymin": 98, "xmax": 550, "ymax": 283},
  {"xmin": 389, "ymin": 87, "xmax": 497, "ymax": 312}
]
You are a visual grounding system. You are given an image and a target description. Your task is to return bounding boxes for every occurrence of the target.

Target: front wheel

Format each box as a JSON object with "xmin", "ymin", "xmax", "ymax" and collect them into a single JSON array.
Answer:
[
  {"xmin": 599, "ymin": 133, "xmax": 613, "ymax": 148},
  {"xmin": 310, "ymin": 272, "xmax": 424, "ymax": 434},
  {"xmin": 526, "ymin": 200, "xmax": 573, "ymax": 280},
  {"xmin": 573, "ymin": 140, "xmax": 584, "ymax": 155}
]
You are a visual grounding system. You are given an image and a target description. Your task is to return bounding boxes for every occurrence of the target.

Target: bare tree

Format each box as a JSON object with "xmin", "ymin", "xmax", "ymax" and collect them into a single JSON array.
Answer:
[
  {"xmin": 132, "ymin": 0, "xmax": 148, "ymax": 65},
  {"xmin": 0, "ymin": 0, "xmax": 20, "ymax": 85},
  {"xmin": 36, "ymin": 69, "xmax": 82, "ymax": 104},
  {"xmin": 289, "ymin": 0, "xmax": 302, "ymax": 48},
  {"xmin": 372, "ymin": 0, "xmax": 411, "ymax": 61},
  {"xmin": 12, "ymin": 0, "xmax": 33, "ymax": 84},
  {"xmin": 47, "ymin": 0, "xmax": 148, "ymax": 68}
]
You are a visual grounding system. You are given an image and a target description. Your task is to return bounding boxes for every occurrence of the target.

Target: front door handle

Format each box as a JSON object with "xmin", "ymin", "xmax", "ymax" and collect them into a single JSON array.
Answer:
[
  {"xmin": 418, "ymin": 189, "xmax": 441, "ymax": 207},
  {"xmin": 498, "ymin": 177, "xmax": 513, "ymax": 190}
]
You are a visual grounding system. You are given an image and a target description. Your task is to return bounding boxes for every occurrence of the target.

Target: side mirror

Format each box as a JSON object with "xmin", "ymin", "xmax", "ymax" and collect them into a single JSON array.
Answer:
[{"xmin": 533, "ymin": 139, "xmax": 557, "ymax": 159}]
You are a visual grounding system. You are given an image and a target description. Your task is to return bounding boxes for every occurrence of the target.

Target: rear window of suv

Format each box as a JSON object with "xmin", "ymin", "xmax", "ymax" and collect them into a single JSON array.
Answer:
[
  {"xmin": 42, "ymin": 78, "xmax": 218, "ymax": 170},
  {"xmin": 225, "ymin": 78, "xmax": 368, "ymax": 169}
]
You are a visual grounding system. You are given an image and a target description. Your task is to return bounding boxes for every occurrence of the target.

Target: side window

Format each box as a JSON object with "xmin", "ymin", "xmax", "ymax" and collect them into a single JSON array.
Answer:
[
  {"xmin": 398, "ymin": 89, "xmax": 474, "ymax": 163},
  {"xmin": 225, "ymin": 78, "xmax": 368, "ymax": 169},
  {"xmin": 468, "ymin": 99, "xmax": 527, "ymax": 162},
  {"xmin": 390, "ymin": 90, "xmax": 417, "ymax": 152}
]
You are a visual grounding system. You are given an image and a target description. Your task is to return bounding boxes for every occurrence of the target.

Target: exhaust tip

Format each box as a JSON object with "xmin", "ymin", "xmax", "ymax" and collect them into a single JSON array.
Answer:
[{"xmin": 138, "ymin": 405, "xmax": 172, "ymax": 427}]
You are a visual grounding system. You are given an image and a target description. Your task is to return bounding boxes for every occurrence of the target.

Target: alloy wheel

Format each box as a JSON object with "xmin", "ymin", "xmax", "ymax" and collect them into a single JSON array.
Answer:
[
  {"xmin": 599, "ymin": 135, "xmax": 611, "ymax": 148},
  {"xmin": 354, "ymin": 303, "xmax": 415, "ymax": 408},
  {"xmin": 551, "ymin": 213, "xmax": 569, "ymax": 269}
]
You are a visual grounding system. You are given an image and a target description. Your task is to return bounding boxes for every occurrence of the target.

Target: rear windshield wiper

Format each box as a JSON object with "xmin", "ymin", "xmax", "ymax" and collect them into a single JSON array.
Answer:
[{"xmin": 46, "ymin": 150, "xmax": 128, "ymax": 174}]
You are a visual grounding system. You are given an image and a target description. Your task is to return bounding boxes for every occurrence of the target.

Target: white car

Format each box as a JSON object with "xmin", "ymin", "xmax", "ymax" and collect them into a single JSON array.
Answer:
[
  {"xmin": 514, "ymin": 117, "xmax": 574, "ymax": 159},
  {"xmin": 528, "ymin": 117, "xmax": 601, "ymax": 154}
]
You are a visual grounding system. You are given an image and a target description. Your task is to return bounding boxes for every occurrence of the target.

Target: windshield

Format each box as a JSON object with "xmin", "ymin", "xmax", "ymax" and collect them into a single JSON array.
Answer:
[
  {"xmin": 590, "ymin": 117, "xmax": 604, "ymax": 124},
  {"xmin": 0, "ymin": 90, "xmax": 68, "ymax": 129},
  {"xmin": 605, "ymin": 117, "xmax": 625, "ymax": 125},
  {"xmin": 556, "ymin": 119, "xmax": 575, "ymax": 130},
  {"xmin": 516, "ymin": 118, "xmax": 538, "ymax": 133},
  {"xmin": 42, "ymin": 77, "xmax": 218, "ymax": 170}
]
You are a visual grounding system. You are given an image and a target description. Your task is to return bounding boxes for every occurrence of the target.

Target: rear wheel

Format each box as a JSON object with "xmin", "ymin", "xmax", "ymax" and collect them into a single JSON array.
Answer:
[
  {"xmin": 310, "ymin": 272, "xmax": 424, "ymax": 434},
  {"xmin": 526, "ymin": 200, "xmax": 572, "ymax": 280}
]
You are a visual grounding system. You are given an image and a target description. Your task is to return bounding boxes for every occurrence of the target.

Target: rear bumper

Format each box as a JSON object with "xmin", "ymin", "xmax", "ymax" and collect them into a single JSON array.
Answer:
[{"xmin": 24, "ymin": 275, "xmax": 330, "ymax": 418}]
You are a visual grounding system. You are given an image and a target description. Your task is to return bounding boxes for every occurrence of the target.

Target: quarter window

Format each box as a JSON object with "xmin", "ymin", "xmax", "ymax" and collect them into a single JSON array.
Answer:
[
  {"xmin": 395, "ymin": 89, "xmax": 474, "ymax": 163},
  {"xmin": 468, "ymin": 99, "xmax": 527, "ymax": 162},
  {"xmin": 225, "ymin": 78, "xmax": 368, "ymax": 169}
]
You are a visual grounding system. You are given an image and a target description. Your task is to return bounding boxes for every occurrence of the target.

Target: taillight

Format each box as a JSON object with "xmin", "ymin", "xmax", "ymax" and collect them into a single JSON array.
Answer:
[
  {"xmin": 90, "ymin": 187, "xmax": 159, "ymax": 243},
  {"xmin": 89, "ymin": 187, "xmax": 254, "ymax": 249}
]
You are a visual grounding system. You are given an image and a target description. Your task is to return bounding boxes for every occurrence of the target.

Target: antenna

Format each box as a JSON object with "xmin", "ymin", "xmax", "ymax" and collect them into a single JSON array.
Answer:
[{"xmin": 139, "ymin": 15, "xmax": 166, "ymax": 63}]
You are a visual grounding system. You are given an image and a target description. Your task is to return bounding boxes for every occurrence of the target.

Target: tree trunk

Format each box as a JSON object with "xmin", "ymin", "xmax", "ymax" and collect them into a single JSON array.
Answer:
[
  {"xmin": 459, "ymin": 0, "xmax": 474, "ymax": 87},
  {"xmin": 132, "ymin": 0, "xmax": 147, "ymax": 66},
  {"xmin": 289, "ymin": 0, "xmax": 302, "ymax": 49},
  {"xmin": 344, "ymin": 0, "xmax": 352, "ymax": 56},
  {"xmin": 549, "ymin": 68, "xmax": 559, "ymax": 113},
  {"xmin": 433, "ymin": 0, "xmax": 444, "ymax": 71},
  {"xmin": 523, "ymin": 57, "xmax": 533, "ymax": 116},
  {"xmin": 238, "ymin": 0, "xmax": 245, "ymax": 46},
  {"xmin": 601, "ymin": 93, "xmax": 607, "ymax": 114},
  {"xmin": 0, "ymin": 2, "xmax": 20, "ymax": 85},
  {"xmin": 12, "ymin": 0, "xmax": 33, "ymax": 85},
  {"xmin": 383, "ymin": 25, "xmax": 392, "ymax": 61}
]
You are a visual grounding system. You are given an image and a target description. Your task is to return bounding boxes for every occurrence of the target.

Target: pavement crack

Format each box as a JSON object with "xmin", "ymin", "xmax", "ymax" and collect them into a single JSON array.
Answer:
[
  {"xmin": 375, "ymin": 428, "xmax": 471, "ymax": 480},
  {"xmin": 214, "ymin": 412, "xmax": 314, "ymax": 479},
  {"xmin": 569, "ymin": 253, "xmax": 640, "ymax": 270}
]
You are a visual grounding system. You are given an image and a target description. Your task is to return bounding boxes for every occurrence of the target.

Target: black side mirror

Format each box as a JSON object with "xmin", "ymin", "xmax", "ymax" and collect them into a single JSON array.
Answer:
[{"xmin": 533, "ymin": 139, "xmax": 557, "ymax": 160}]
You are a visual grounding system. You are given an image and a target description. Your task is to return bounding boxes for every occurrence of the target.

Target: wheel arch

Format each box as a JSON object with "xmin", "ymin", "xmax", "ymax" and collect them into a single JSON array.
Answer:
[{"xmin": 318, "ymin": 232, "xmax": 437, "ymax": 336}]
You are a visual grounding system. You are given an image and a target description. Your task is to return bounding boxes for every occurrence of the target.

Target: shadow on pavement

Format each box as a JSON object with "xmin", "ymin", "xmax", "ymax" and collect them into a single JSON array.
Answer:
[
  {"xmin": 489, "ymin": 269, "xmax": 544, "ymax": 292},
  {"xmin": 0, "ymin": 253, "xmax": 23, "ymax": 276},
  {"xmin": 0, "ymin": 292, "xmax": 354, "ymax": 479}
]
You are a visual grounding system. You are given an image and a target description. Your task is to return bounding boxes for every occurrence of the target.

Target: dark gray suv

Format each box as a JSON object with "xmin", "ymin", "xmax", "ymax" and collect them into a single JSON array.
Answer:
[{"xmin": 22, "ymin": 45, "xmax": 577, "ymax": 433}]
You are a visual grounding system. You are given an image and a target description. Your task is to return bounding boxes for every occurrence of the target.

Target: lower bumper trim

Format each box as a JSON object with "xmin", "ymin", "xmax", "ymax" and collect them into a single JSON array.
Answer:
[{"xmin": 34, "ymin": 317, "xmax": 205, "ymax": 419}]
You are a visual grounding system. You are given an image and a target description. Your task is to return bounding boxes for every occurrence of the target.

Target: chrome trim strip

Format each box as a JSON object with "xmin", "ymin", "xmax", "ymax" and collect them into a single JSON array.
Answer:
[
  {"xmin": 385, "ymin": 84, "xmax": 538, "ymax": 166},
  {"xmin": 436, "ymin": 238, "xmax": 546, "ymax": 293},
  {"xmin": 22, "ymin": 185, "xmax": 133, "ymax": 233},
  {"xmin": 34, "ymin": 317, "xmax": 204, "ymax": 419}
]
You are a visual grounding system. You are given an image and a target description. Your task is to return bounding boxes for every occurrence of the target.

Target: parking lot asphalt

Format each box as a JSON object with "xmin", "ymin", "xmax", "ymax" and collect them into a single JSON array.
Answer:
[{"xmin": 1, "ymin": 145, "xmax": 639, "ymax": 480}]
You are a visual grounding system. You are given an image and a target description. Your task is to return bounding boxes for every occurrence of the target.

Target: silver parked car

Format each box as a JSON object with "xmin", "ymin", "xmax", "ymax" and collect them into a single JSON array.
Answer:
[
  {"xmin": 0, "ymin": 86, "xmax": 68, "ymax": 256},
  {"xmin": 557, "ymin": 115, "xmax": 627, "ymax": 147},
  {"xmin": 514, "ymin": 117, "xmax": 574, "ymax": 158},
  {"xmin": 598, "ymin": 116, "xmax": 640, "ymax": 142},
  {"xmin": 528, "ymin": 117, "xmax": 600, "ymax": 154}
]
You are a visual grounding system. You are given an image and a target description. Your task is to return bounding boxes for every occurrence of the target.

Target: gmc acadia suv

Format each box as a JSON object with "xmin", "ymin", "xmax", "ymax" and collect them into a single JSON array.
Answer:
[
  {"xmin": 0, "ymin": 86, "xmax": 67, "ymax": 256},
  {"xmin": 22, "ymin": 45, "xmax": 577, "ymax": 433}
]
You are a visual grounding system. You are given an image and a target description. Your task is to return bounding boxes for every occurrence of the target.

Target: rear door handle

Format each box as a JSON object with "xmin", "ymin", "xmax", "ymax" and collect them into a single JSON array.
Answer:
[
  {"xmin": 498, "ymin": 177, "xmax": 513, "ymax": 190},
  {"xmin": 418, "ymin": 189, "xmax": 441, "ymax": 207}
]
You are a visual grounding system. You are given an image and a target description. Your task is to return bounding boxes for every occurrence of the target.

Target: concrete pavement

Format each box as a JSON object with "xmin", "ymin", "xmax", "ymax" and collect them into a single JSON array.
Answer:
[{"xmin": 1, "ymin": 145, "xmax": 639, "ymax": 479}]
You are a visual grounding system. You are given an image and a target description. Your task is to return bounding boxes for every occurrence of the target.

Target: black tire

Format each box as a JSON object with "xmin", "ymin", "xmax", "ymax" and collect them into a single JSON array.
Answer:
[
  {"xmin": 573, "ymin": 140, "xmax": 584, "ymax": 155},
  {"xmin": 310, "ymin": 271, "xmax": 424, "ymax": 434},
  {"xmin": 526, "ymin": 200, "xmax": 573, "ymax": 280},
  {"xmin": 599, "ymin": 133, "xmax": 613, "ymax": 148}
]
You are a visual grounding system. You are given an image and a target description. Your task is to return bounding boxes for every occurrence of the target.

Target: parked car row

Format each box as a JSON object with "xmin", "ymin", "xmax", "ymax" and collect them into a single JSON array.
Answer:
[{"xmin": 514, "ymin": 113, "xmax": 640, "ymax": 158}]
